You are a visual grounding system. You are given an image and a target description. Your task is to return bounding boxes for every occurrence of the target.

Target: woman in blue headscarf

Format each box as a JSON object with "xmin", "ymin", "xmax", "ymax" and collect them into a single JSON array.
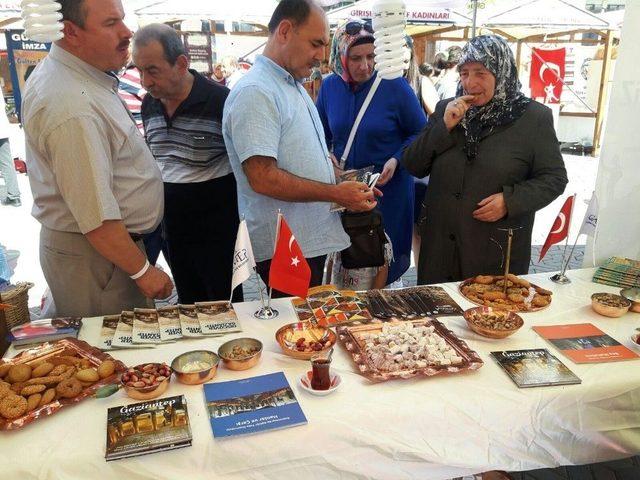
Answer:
[
  {"xmin": 403, "ymin": 35, "xmax": 568, "ymax": 285},
  {"xmin": 316, "ymin": 19, "xmax": 426, "ymax": 286}
]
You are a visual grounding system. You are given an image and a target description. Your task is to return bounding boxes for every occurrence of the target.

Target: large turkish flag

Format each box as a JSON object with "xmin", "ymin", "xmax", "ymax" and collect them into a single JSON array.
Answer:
[
  {"xmin": 530, "ymin": 47, "xmax": 566, "ymax": 104},
  {"xmin": 539, "ymin": 195, "xmax": 574, "ymax": 262},
  {"xmin": 269, "ymin": 215, "xmax": 311, "ymax": 298}
]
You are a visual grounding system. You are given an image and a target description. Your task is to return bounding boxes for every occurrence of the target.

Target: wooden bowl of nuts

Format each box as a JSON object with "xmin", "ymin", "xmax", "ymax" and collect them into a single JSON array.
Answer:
[
  {"xmin": 591, "ymin": 293, "xmax": 631, "ymax": 318},
  {"xmin": 217, "ymin": 338, "xmax": 262, "ymax": 371},
  {"xmin": 275, "ymin": 322, "xmax": 336, "ymax": 360},
  {"xmin": 120, "ymin": 363, "xmax": 172, "ymax": 400},
  {"xmin": 463, "ymin": 306, "xmax": 524, "ymax": 339}
]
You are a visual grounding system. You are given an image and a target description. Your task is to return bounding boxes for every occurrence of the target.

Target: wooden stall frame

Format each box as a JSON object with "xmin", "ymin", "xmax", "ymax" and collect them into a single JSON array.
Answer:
[{"xmin": 410, "ymin": 25, "xmax": 616, "ymax": 156}]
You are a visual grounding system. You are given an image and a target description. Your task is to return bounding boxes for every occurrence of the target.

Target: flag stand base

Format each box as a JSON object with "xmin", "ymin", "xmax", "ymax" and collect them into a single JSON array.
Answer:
[
  {"xmin": 550, "ymin": 273, "xmax": 571, "ymax": 284},
  {"xmin": 254, "ymin": 306, "xmax": 279, "ymax": 320}
]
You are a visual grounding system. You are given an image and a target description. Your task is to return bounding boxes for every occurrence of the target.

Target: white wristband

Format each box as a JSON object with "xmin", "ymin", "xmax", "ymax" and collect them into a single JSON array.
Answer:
[{"xmin": 130, "ymin": 259, "xmax": 150, "ymax": 280}]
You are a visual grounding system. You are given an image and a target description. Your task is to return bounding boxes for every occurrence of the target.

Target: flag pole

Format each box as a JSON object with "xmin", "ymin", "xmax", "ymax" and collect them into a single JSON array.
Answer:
[
  {"xmin": 253, "ymin": 210, "xmax": 281, "ymax": 319},
  {"xmin": 230, "ymin": 214, "xmax": 249, "ymax": 305},
  {"xmin": 561, "ymin": 232, "xmax": 581, "ymax": 274},
  {"xmin": 267, "ymin": 212, "xmax": 282, "ymax": 308},
  {"xmin": 550, "ymin": 194, "xmax": 576, "ymax": 284}
]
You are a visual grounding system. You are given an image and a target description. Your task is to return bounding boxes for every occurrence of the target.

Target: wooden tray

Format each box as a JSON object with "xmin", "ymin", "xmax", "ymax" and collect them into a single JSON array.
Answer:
[
  {"xmin": 458, "ymin": 276, "xmax": 552, "ymax": 312},
  {"xmin": 337, "ymin": 318, "xmax": 483, "ymax": 382},
  {"xmin": 0, "ymin": 338, "xmax": 126, "ymax": 430}
]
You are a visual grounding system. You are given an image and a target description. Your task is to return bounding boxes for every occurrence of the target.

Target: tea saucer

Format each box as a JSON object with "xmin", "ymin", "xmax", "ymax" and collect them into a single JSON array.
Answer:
[{"xmin": 298, "ymin": 371, "xmax": 342, "ymax": 396}]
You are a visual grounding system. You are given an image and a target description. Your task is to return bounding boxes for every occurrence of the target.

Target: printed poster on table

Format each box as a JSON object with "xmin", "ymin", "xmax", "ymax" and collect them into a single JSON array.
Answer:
[
  {"xmin": 533, "ymin": 323, "xmax": 638, "ymax": 363},
  {"xmin": 204, "ymin": 372, "xmax": 307, "ymax": 438}
]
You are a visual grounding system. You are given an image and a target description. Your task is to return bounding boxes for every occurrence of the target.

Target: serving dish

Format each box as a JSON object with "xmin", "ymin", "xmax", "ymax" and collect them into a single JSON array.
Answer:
[
  {"xmin": 0, "ymin": 338, "xmax": 125, "ymax": 430},
  {"xmin": 463, "ymin": 306, "xmax": 524, "ymax": 339},
  {"xmin": 337, "ymin": 318, "xmax": 483, "ymax": 382},
  {"xmin": 217, "ymin": 338, "xmax": 262, "ymax": 371},
  {"xmin": 275, "ymin": 322, "xmax": 336, "ymax": 360},
  {"xmin": 171, "ymin": 350, "xmax": 220, "ymax": 384},
  {"xmin": 591, "ymin": 292, "xmax": 631, "ymax": 318},
  {"xmin": 459, "ymin": 274, "xmax": 552, "ymax": 312}
]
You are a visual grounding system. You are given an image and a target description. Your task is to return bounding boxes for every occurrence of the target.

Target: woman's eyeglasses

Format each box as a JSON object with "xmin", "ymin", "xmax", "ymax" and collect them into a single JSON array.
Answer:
[{"xmin": 345, "ymin": 21, "xmax": 374, "ymax": 35}]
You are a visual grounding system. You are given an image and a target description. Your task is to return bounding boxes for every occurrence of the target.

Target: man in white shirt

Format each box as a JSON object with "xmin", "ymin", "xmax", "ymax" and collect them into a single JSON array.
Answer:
[
  {"xmin": 21, "ymin": 0, "xmax": 173, "ymax": 316},
  {"xmin": 0, "ymin": 93, "xmax": 19, "ymax": 207}
]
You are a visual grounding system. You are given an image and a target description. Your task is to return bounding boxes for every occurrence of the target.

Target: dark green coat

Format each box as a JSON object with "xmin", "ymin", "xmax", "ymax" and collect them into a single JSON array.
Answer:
[{"xmin": 402, "ymin": 99, "xmax": 568, "ymax": 285}]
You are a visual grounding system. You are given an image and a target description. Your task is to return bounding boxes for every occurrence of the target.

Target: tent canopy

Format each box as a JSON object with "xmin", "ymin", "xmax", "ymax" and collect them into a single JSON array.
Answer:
[
  {"xmin": 481, "ymin": 0, "xmax": 609, "ymax": 30},
  {"xmin": 327, "ymin": 0, "xmax": 470, "ymax": 25},
  {"xmin": 135, "ymin": 0, "xmax": 279, "ymax": 25},
  {"xmin": 0, "ymin": 1, "xmax": 20, "ymax": 28},
  {"xmin": 407, "ymin": 0, "xmax": 612, "ymax": 41}
]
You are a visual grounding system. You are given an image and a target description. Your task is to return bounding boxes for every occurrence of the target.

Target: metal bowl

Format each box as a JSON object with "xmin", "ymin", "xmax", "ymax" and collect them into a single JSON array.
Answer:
[
  {"xmin": 275, "ymin": 322, "xmax": 336, "ymax": 360},
  {"xmin": 217, "ymin": 338, "xmax": 262, "ymax": 371},
  {"xmin": 591, "ymin": 292, "xmax": 631, "ymax": 318},
  {"xmin": 463, "ymin": 306, "xmax": 524, "ymax": 339},
  {"xmin": 171, "ymin": 350, "xmax": 219, "ymax": 385},
  {"xmin": 621, "ymin": 288, "xmax": 640, "ymax": 313},
  {"xmin": 121, "ymin": 363, "xmax": 172, "ymax": 400}
]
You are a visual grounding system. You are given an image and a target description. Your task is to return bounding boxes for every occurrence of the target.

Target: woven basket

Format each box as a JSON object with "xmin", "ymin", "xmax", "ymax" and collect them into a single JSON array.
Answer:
[{"xmin": 0, "ymin": 282, "xmax": 34, "ymax": 330}]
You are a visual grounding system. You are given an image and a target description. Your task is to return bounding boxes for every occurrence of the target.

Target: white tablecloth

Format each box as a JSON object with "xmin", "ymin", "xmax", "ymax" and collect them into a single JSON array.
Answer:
[{"xmin": 2, "ymin": 268, "xmax": 640, "ymax": 480}]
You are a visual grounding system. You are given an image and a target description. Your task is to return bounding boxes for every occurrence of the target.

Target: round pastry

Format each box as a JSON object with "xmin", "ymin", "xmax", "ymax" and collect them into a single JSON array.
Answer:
[
  {"xmin": 75, "ymin": 368, "xmax": 99, "ymax": 383},
  {"xmin": 21, "ymin": 384, "xmax": 46, "ymax": 396},
  {"xmin": 97, "ymin": 360, "xmax": 116, "ymax": 379},
  {"xmin": 10, "ymin": 382, "xmax": 25, "ymax": 394},
  {"xmin": 6, "ymin": 364, "xmax": 31, "ymax": 384},
  {"xmin": 534, "ymin": 286, "xmax": 553, "ymax": 296},
  {"xmin": 39, "ymin": 388, "xmax": 56, "ymax": 407},
  {"xmin": 0, "ymin": 363, "xmax": 11, "ymax": 379},
  {"xmin": 532, "ymin": 294, "xmax": 551, "ymax": 308},
  {"xmin": 484, "ymin": 291, "xmax": 507, "ymax": 301},
  {"xmin": 620, "ymin": 289, "xmax": 640, "ymax": 313},
  {"xmin": 56, "ymin": 378, "xmax": 83, "ymax": 398},
  {"xmin": 60, "ymin": 367, "xmax": 77, "ymax": 380},
  {"xmin": 591, "ymin": 293, "xmax": 631, "ymax": 318},
  {"xmin": 0, "ymin": 382, "xmax": 10, "ymax": 400},
  {"xmin": 0, "ymin": 394, "xmax": 28, "ymax": 419},
  {"xmin": 32, "ymin": 362, "xmax": 55, "ymax": 378},
  {"xmin": 27, "ymin": 393, "xmax": 42, "ymax": 411},
  {"xmin": 26, "ymin": 375, "xmax": 63, "ymax": 386},
  {"xmin": 49, "ymin": 365, "xmax": 68, "ymax": 377},
  {"xmin": 507, "ymin": 293, "xmax": 525, "ymax": 304},
  {"xmin": 474, "ymin": 275, "xmax": 494, "ymax": 285}
]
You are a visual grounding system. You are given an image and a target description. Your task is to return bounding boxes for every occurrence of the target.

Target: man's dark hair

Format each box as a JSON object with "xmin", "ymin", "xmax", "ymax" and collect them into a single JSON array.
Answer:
[
  {"xmin": 133, "ymin": 24, "xmax": 188, "ymax": 66},
  {"xmin": 268, "ymin": 0, "xmax": 317, "ymax": 34},
  {"xmin": 59, "ymin": 0, "xmax": 88, "ymax": 28}
]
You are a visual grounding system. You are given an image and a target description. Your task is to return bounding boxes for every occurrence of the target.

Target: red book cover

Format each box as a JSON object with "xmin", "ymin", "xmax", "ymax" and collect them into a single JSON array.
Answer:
[{"xmin": 532, "ymin": 323, "xmax": 638, "ymax": 363}]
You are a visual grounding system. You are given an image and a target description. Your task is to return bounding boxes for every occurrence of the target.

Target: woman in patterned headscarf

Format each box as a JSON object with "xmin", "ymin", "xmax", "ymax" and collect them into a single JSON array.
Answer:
[
  {"xmin": 317, "ymin": 20, "xmax": 426, "ymax": 287},
  {"xmin": 402, "ymin": 34, "xmax": 568, "ymax": 285}
]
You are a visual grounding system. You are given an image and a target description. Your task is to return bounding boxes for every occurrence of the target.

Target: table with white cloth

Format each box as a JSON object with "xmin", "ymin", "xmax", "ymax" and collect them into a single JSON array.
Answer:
[{"xmin": 2, "ymin": 268, "xmax": 639, "ymax": 480}]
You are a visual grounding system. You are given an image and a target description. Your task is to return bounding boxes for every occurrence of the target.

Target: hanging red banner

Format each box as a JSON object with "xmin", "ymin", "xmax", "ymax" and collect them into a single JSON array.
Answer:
[{"xmin": 530, "ymin": 47, "xmax": 566, "ymax": 104}]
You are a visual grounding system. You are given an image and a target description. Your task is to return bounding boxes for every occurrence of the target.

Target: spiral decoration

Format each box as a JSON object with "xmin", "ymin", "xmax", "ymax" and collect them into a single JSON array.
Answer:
[
  {"xmin": 21, "ymin": 0, "xmax": 64, "ymax": 43},
  {"xmin": 372, "ymin": 0, "xmax": 409, "ymax": 80}
]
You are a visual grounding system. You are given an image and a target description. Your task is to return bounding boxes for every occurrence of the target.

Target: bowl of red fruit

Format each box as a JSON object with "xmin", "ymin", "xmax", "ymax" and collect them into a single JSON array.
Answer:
[{"xmin": 275, "ymin": 322, "xmax": 336, "ymax": 360}]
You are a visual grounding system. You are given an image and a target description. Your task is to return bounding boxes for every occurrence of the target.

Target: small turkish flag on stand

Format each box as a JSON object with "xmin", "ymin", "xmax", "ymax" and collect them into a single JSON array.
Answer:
[
  {"xmin": 269, "ymin": 214, "xmax": 311, "ymax": 298},
  {"xmin": 539, "ymin": 195, "xmax": 575, "ymax": 262}
]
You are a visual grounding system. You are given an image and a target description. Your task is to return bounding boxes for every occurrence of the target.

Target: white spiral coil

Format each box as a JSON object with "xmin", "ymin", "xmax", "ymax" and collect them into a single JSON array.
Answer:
[
  {"xmin": 21, "ymin": 0, "xmax": 64, "ymax": 43},
  {"xmin": 372, "ymin": 0, "xmax": 409, "ymax": 80}
]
